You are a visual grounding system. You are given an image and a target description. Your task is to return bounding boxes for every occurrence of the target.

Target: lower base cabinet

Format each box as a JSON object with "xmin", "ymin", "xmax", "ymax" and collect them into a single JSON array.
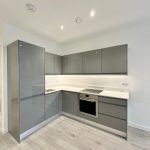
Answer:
[
  {"xmin": 78, "ymin": 112, "xmax": 126, "ymax": 132},
  {"xmin": 77, "ymin": 96, "xmax": 127, "ymax": 133},
  {"xmin": 62, "ymin": 91, "xmax": 79, "ymax": 116},
  {"xmin": 61, "ymin": 91, "xmax": 127, "ymax": 133},
  {"xmin": 98, "ymin": 114, "xmax": 127, "ymax": 132},
  {"xmin": 20, "ymin": 92, "xmax": 62, "ymax": 135},
  {"xmin": 45, "ymin": 91, "xmax": 62, "ymax": 120},
  {"xmin": 18, "ymin": 90, "xmax": 127, "ymax": 142}
]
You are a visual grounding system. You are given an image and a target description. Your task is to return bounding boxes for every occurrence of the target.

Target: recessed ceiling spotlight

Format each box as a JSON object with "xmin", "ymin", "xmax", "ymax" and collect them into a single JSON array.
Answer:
[
  {"xmin": 26, "ymin": 3, "xmax": 37, "ymax": 13},
  {"xmin": 60, "ymin": 25, "xmax": 64, "ymax": 30},
  {"xmin": 75, "ymin": 17, "xmax": 82, "ymax": 23},
  {"xmin": 90, "ymin": 10, "xmax": 95, "ymax": 17}
]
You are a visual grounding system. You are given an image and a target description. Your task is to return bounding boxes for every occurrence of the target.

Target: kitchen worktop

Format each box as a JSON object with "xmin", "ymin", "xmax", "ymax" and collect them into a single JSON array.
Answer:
[{"xmin": 45, "ymin": 85, "xmax": 129, "ymax": 99}]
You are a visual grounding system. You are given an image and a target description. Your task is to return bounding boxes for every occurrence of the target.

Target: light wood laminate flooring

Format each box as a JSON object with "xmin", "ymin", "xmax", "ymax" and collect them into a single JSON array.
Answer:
[{"xmin": 0, "ymin": 116, "xmax": 150, "ymax": 150}]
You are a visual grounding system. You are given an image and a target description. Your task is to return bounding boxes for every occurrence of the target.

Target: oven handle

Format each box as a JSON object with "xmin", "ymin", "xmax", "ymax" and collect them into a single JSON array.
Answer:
[{"xmin": 79, "ymin": 98, "xmax": 96, "ymax": 102}]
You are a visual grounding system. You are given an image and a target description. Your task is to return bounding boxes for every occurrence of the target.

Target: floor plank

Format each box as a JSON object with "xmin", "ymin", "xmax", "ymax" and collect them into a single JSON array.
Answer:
[{"xmin": 0, "ymin": 116, "xmax": 150, "ymax": 150}]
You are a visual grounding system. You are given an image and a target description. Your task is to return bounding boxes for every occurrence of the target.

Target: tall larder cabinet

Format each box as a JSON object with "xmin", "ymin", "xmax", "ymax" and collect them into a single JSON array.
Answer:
[{"xmin": 7, "ymin": 40, "xmax": 45, "ymax": 142}]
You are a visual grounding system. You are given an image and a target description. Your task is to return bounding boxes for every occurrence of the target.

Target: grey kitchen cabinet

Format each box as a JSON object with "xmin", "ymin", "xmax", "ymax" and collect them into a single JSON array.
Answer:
[
  {"xmin": 98, "ymin": 96, "xmax": 127, "ymax": 106},
  {"xmin": 62, "ymin": 53, "xmax": 83, "ymax": 74},
  {"xmin": 101, "ymin": 44, "xmax": 127, "ymax": 74},
  {"xmin": 83, "ymin": 49, "xmax": 102, "ymax": 73},
  {"xmin": 45, "ymin": 44, "xmax": 128, "ymax": 75},
  {"xmin": 98, "ymin": 101, "xmax": 127, "ymax": 120},
  {"xmin": 98, "ymin": 96, "xmax": 127, "ymax": 132},
  {"xmin": 19, "ymin": 41, "xmax": 45, "ymax": 99},
  {"xmin": 45, "ymin": 52, "xmax": 55, "ymax": 74},
  {"xmin": 62, "ymin": 55, "xmax": 68, "ymax": 74},
  {"xmin": 54, "ymin": 55, "xmax": 62, "ymax": 74},
  {"xmin": 62, "ymin": 91, "xmax": 79, "ymax": 115},
  {"xmin": 7, "ymin": 40, "xmax": 45, "ymax": 142},
  {"xmin": 78, "ymin": 96, "xmax": 127, "ymax": 133},
  {"xmin": 7, "ymin": 41, "xmax": 20, "ymax": 142},
  {"xmin": 45, "ymin": 52, "xmax": 62, "ymax": 74},
  {"xmin": 78, "ymin": 113, "xmax": 127, "ymax": 132},
  {"xmin": 45, "ymin": 92, "xmax": 62, "ymax": 120},
  {"xmin": 20, "ymin": 95, "xmax": 45, "ymax": 133},
  {"xmin": 98, "ymin": 114, "xmax": 127, "ymax": 132}
]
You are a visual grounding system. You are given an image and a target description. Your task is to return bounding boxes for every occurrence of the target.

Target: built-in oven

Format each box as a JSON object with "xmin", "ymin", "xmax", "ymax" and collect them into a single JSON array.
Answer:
[{"xmin": 79, "ymin": 93, "xmax": 98, "ymax": 118}]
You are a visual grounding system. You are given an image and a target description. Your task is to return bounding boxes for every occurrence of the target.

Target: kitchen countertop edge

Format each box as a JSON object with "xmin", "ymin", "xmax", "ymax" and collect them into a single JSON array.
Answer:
[{"xmin": 45, "ymin": 86, "xmax": 129, "ymax": 100}]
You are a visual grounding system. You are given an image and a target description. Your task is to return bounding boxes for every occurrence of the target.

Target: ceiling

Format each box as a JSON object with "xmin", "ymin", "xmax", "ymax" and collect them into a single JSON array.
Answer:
[{"xmin": 0, "ymin": 0, "xmax": 150, "ymax": 42}]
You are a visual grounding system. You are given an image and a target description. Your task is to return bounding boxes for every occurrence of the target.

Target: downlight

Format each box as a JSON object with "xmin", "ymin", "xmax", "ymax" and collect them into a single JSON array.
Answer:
[
  {"xmin": 75, "ymin": 17, "xmax": 83, "ymax": 23},
  {"xmin": 26, "ymin": 3, "xmax": 37, "ymax": 13}
]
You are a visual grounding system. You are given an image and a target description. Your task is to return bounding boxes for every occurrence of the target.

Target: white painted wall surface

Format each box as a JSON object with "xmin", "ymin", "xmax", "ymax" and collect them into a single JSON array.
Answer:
[
  {"xmin": 2, "ymin": 23, "xmax": 62, "ymax": 54},
  {"xmin": 0, "ymin": 22, "xmax": 61, "ymax": 133},
  {"xmin": 45, "ymin": 75, "xmax": 62, "ymax": 88},
  {"xmin": 0, "ymin": 24, "xmax": 4, "ymax": 114},
  {"xmin": 61, "ymin": 20, "xmax": 150, "ymax": 131}
]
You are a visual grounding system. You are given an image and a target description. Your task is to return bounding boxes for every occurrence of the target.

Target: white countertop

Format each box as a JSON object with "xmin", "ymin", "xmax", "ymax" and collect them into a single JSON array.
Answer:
[{"xmin": 45, "ymin": 85, "xmax": 129, "ymax": 100}]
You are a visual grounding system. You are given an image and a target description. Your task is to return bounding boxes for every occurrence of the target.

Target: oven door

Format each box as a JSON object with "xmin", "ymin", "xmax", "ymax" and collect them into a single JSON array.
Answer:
[{"xmin": 79, "ymin": 99, "xmax": 98, "ymax": 118}]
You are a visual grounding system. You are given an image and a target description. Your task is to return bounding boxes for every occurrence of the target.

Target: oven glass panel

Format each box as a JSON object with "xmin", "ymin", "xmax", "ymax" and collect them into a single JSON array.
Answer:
[{"xmin": 79, "ymin": 99, "xmax": 96, "ymax": 116}]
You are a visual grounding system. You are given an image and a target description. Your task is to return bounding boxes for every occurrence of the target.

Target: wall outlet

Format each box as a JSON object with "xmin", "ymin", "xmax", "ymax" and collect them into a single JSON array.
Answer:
[{"xmin": 122, "ymin": 83, "xmax": 128, "ymax": 86}]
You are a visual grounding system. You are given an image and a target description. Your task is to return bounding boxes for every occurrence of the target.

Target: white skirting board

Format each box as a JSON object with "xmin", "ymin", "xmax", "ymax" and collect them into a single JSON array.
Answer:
[
  {"xmin": 61, "ymin": 112, "xmax": 126, "ymax": 138},
  {"xmin": 1, "ymin": 127, "xmax": 8, "ymax": 134},
  {"xmin": 128, "ymin": 122, "xmax": 150, "ymax": 132},
  {"xmin": 20, "ymin": 113, "xmax": 61, "ymax": 141}
]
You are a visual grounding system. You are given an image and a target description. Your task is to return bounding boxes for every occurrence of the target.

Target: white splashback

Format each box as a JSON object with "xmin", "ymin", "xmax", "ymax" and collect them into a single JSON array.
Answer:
[
  {"xmin": 61, "ymin": 75, "xmax": 128, "ymax": 89},
  {"xmin": 45, "ymin": 75, "xmax": 128, "ymax": 90},
  {"xmin": 45, "ymin": 75, "xmax": 62, "ymax": 87}
]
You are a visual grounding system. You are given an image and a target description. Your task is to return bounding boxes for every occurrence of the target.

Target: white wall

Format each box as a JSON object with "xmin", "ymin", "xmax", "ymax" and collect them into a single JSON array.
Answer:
[
  {"xmin": 0, "ymin": 24, "xmax": 4, "ymax": 113},
  {"xmin": 2, "ymin": 23, "xmax": 62, "ymax": 54},
  {"xmin": 45, "ymin": 75, "xmax": 62, "ymax": 88},
  {"xmin": 61, "ymin": 20, "xmax": 150, "ymax": 131},
  {"xmin": 0, "ymin": 22, "xmax": 61, "ymax": 133}
]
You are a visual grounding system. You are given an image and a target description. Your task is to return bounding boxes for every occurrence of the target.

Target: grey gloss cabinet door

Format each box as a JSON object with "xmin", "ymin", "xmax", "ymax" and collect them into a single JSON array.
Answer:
[
  {"xmin": 45, "ymin": 53, "xmax": 62, "ymax": 74},
  {"xmin": 20, "ymin": 95, "xmax": 45, "ymax": 133},
  {"xmin": 78, "ymin": 113, "xmax": 127, "ymax": 132},
  {"xmin": 7, "ymin": 41, "xmax": 20, "ymax": 141},
  {"xmin": 45, "ymin": 92, "xmax": 62, "ymax": 120},
  {"xmin": 98, "ymin": 114, "xmax": 127, "ymax": 132},
  {"xmin": 98, "ymin": 102, "xmax": 127, "ymax": 120},
  {"xmin": 45, "ymin": 52, "xmax": 55, "ymax": 74},
  {"xmin": 62, "ymin": 55, "xmax": 68, "ymax": 74},
  {"xmin": 62, "ymin": 91, "xmax": 79, "ymax": 115},
  {"xmin": 101, "ymin": 45, "xmax": 127, "ymax": 74},
  {"xmin": 19, "ymin": 41, "xmax": 45, "ymax": 99},
  {"xmin": 62, "ymin": 53, "xmax": 83, "ymax": 74},
  {"xmin": 54, "ymin": 55, "xmax": 62, "ymax": 74},
  {"xmin": 83, "ymin": 50, "xmax": 101, "ymax": 73}
]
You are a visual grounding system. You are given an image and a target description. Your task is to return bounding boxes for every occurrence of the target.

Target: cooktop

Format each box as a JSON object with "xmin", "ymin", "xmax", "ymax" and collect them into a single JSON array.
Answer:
[{"xmin": 80, "ymin": 89, "xmax": 103, "ymax": 94}]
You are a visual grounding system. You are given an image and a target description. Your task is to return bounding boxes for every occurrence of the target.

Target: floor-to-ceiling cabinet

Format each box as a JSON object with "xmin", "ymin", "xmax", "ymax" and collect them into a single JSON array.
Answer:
[{"xmin": 7, "ymin": 40, "xmax": 45, "ymax": 142}]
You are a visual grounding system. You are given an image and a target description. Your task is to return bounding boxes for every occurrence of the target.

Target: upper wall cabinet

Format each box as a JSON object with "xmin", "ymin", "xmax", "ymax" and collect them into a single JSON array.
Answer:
[
  {"xmin": 46, "ymin": 44, "xmax": 127, "ymax": 75},
  {"xmin": 62, "ymin": 53, "xmax": 83, "ymax": 74},
  {"xmin": 101, "ymin": 45, "xmax": 127, "ymax": 74},
  {"xmin": 45, "ymin": 52, "xmax": 62, "ymax": 74},
  {"xmin": 83, "ymin": 49, "xmax": 102, "ymax": 74},
  {"xmin": 45, "ymin": 52, "xmax": 55, "ymax": 74},
  {"xmin": 54, "ymin": 55, "xmax": 62, "ymax": 74}
]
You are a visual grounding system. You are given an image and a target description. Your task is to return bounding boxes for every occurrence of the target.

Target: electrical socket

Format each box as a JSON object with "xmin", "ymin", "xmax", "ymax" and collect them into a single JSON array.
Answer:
[{"xmin": 122, "ymin": 83, "xmax": 128, "ymax": 86}]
